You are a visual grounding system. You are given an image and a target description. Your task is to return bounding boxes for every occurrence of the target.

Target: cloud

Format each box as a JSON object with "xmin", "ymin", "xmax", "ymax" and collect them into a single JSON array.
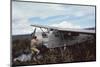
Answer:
[
  {"xmin": 12, "ymin": 1, "xmax": 66, "ymax": 19},
  {"xmin": 12, "ymin": 18, "xmax": 47, "ymax": 35},
  {"xmin": 12, "ymin": 1, "xmax": 95, "ymax": 19},
  {"xmin": 51, "ymin": 21, "xmax": 81, "ymax": 29},
  {"xmin": 12, "ymin": 19, "xmax": 33, "ymax": 35},
  {"xmin": 12, "ymin": 1, "xmax": 95, "ymax": 35}
]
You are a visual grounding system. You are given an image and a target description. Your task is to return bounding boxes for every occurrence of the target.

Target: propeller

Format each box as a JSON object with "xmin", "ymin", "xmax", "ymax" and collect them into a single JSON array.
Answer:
[{"xmin": 31, "ymin": 28, "xmax": 36, "ymax": 37}]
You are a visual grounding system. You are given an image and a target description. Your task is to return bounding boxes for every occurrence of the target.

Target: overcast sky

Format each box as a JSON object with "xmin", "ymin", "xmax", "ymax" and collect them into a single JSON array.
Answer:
[{"xmin": 12, "ymin": 1, "xmax": 95, "ymax": 35}]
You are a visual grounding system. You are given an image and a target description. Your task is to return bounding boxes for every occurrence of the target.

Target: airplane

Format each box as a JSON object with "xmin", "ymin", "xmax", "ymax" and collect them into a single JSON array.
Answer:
[
  {"xmin": 30, "ymin": 24, "xmax": 96, "ymax": 49},
  {"xmin": 12, "ymin": 24, "xmax": 96, "ymax": 62}
]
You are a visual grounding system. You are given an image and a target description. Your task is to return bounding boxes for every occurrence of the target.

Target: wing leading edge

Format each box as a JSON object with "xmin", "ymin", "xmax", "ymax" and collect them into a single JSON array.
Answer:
[{"xmin": 31, "ymin": 24, "xmax": 95, "ymax": 35}]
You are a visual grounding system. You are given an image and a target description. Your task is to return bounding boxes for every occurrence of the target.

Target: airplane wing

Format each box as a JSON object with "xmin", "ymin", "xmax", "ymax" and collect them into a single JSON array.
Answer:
[{"xmin": 31, "ymin": 24, "xmax": 95, "ymax": 35}]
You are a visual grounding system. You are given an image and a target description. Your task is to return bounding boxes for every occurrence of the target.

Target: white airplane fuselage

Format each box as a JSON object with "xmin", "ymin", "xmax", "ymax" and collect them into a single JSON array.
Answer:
[{"xmin": 35, "ymin": 31, "xmax": 94, "ymax": 48}]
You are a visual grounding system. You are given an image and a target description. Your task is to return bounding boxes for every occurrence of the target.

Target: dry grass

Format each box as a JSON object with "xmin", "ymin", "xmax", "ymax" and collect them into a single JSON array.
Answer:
[{"xmin": 12, "ymin": 38, "xmax": 96, "ymax": 66}]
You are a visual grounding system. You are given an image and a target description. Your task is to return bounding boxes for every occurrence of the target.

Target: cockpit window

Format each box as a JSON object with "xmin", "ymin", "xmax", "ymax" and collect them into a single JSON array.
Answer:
[{"xmin": 42, "ymin": 32, "xmax": 48, "ymax": 38}]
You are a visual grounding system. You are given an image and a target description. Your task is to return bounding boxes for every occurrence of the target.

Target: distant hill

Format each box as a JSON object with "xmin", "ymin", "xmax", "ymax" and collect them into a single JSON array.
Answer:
[
  {"xmin": 12, "ymin": 34, "xmax": 32, "ymax": 41},
  {"xmin": 12, "ymin": 27, "xmax": 95, "ymax": 41},
  {"xmin": 12, "ymin": 32, "xmax": 42, "ymax": 41},
  {"xmin": 84, "ymin": 27, "xmax": 95, "ymax": 30}
]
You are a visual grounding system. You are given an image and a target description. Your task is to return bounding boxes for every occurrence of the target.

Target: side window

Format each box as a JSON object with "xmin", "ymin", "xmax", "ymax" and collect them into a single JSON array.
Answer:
[{"xmin": 53, "ymin": 31, "xmax": 59, "ymax": 37}]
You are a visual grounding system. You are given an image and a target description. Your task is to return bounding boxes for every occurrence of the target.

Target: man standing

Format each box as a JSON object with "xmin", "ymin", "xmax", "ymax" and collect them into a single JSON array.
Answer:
[{"xmin": 30, "ymin": 36, "xmax": 40, "ymax": 56}]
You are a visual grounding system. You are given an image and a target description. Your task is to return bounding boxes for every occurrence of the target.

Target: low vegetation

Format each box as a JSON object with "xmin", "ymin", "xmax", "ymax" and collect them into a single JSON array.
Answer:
[{"xmin": 12, "ymin": 37, "xmax": 96, "ymax": 66}]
